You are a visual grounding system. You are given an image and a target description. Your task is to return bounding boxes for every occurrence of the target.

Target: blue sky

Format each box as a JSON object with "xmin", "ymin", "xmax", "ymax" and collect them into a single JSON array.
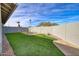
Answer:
[{"xmin": 4, "ymin": 3, "xmax": 79, "ymax": 27}]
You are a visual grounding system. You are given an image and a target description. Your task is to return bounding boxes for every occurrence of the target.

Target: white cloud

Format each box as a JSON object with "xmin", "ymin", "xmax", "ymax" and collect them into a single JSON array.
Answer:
[{"xmin": 4, "ymin": 3, "xmax": 79, "ymax": 27}]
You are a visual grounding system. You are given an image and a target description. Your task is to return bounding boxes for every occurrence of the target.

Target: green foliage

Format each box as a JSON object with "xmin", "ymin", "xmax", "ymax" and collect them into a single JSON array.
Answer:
[{"xmin": 37, "ymin": 22, "xmax": 58, "ymax": 27}]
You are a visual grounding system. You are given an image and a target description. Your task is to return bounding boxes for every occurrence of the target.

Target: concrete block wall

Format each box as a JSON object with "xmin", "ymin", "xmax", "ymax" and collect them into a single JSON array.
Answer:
[
  {"xmin": 66, "ymin": 23, "xmax": 79, "ymax": 45},
  {"xmin": 3, "ymin": 27, "xmax": 28, "ymax": 33},
  {"xmin": 30, "ymin": 22, "xmax": 79, "ymax": 46}
]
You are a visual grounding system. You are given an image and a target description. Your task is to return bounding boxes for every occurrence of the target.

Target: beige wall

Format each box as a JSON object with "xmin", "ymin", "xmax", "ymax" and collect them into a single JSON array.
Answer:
[
  {"xmin": 30, "ymin": 22, "xmax": 79, "ymax": 45},
  {"xmin": 66, "ymin": 23, "xmax": 79, "ymax": 45}
]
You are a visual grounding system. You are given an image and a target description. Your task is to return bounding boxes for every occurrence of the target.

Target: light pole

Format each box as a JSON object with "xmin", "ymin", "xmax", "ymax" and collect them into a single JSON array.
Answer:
[
  {"xmin": 29, "ymin": 19, "xmax": 32, "ymax": 27},
  {"xmin": 17, "ymin": 21, "xmax": 21, "ymax": 32},
  {"xmin": 17, "ymin": 21, "xmax": 20, "ymax": 27},
  {"xmin": 28, "ymin": 19, "xmax": 32, "ymax": 33}
]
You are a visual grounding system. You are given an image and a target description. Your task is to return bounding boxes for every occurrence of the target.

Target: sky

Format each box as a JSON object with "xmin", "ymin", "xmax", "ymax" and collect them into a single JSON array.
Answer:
[{"xmin": 4, "ymin": 3, "xmax": 79, "ymax": 27}]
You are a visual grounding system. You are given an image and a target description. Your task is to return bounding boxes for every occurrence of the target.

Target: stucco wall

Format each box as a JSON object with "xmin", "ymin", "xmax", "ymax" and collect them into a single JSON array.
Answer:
[
  {"xmin": 0, "ymin": 4, "xmax": 2, "ymax": 53},
  {"xmin": 30, "ymin": 22, "xmax": 79, "ymax": 45}
]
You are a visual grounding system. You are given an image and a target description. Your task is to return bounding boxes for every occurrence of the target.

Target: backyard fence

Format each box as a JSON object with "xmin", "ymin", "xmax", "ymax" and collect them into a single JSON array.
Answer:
[
  {"xmin": 3, "ymin": 27, "xmax": 28, "ymax": 33},
  {"xmin": 30, "ymin": 22, "xmax": 79, "ymax": 46}
]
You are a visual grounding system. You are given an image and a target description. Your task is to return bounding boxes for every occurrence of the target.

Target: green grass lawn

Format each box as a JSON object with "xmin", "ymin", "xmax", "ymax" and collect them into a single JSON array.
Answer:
[{"xmin": 6, "ymin": 32, "xmax": 64, "ymax": 56}]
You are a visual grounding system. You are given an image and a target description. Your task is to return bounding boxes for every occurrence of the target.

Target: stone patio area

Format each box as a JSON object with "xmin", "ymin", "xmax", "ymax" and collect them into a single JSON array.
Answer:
[{"xmin": 2, "ymin": 35, "xmax": 14, "ymax": 56}]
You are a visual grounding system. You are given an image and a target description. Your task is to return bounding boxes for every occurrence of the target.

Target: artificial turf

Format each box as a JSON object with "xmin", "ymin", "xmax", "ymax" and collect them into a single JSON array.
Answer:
[{"xmin": 6, "ymin": 32, "xmax": 64, "ymax": 56}]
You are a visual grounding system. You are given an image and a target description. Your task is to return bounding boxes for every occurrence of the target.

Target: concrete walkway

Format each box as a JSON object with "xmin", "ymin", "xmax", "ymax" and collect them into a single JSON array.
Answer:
[
  {"xmin": 53, "ymin": 39, "xmax": 79, "ymax": 56},
  {"xmin": 2, "ymin": 35, "xmax": 15, "ymax": 56}
]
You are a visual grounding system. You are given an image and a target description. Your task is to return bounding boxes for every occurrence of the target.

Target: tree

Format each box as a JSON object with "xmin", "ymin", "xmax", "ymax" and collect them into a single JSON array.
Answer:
[{"xmin": 37, "ymin": 22, "xmax": 58, "ymax": 27}]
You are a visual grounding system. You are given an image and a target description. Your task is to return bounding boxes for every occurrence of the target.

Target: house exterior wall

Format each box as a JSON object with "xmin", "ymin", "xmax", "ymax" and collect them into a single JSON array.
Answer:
[
  {"xmin": 0, "ymin": 4, "xmax": 2, "ymax": 54},
  {"xmin": 30, "ymin": 22, "xmax": 79, "ymax": 46}
]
